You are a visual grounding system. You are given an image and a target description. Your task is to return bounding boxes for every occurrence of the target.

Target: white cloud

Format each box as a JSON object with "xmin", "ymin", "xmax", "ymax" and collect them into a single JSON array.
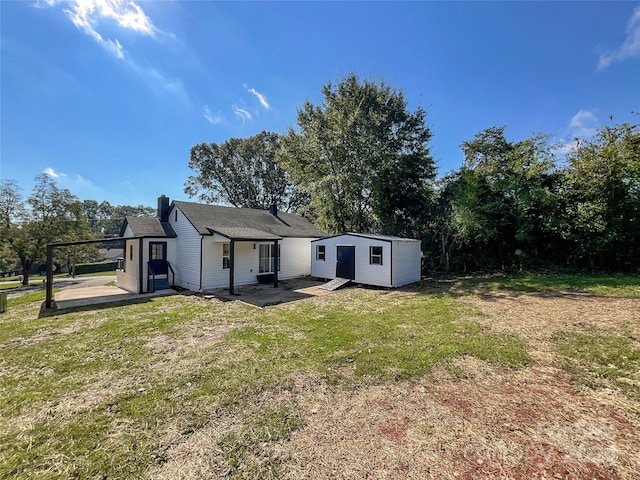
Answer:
[
  {"xmin": 598, "ymin": 7, "xmax": 640, "ymax": 69},
  {"xmin": 40, "ymin": 0, "xmax": 158, "ymax": 60},
  {"xmin": 203, "ymin": 105, "xmax": 223, "ymax": 125},
  {"xmin": 44, "ymin": 167, "xmax": 67, "ymax": 178},
  {"xmin": 246, "ymin": 85, "xmax": 270, "ymax": 110},
  {"xmin": 233, "ymin": 105, "xmax": 252, "ymax": 123},
  {"xmin": 569, "ymin": 109, "xmax": 598, "ymax": 138},
  {"xmin": 553, "ymin": 109, "xmax": 599, "ymax": 156}
]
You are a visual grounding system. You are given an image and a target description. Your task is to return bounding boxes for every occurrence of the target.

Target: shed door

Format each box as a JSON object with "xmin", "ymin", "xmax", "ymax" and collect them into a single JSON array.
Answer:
[
  {"xmin": 149, "ymin": 242, "xmax": 167, "ymax": 275},
  {"xmin": 336, "ymin": 246, "xmax": 355, "ymax": 280}
]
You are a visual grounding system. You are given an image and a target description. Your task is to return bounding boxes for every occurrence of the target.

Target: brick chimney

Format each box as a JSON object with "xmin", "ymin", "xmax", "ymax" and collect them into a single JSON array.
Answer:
[{"xmin": 157, "ymin": 195, "xmax": 170, "ymax": 222}]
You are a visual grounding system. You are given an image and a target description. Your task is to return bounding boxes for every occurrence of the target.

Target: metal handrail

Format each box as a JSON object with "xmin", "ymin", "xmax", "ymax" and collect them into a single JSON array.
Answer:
[
  {"xmin": 166, "ymin": 261, "xmax": 175, "ymax": 287},
  {"xmin": 147, "ymin": 263, "xmax": 156, "ymax": 293}
]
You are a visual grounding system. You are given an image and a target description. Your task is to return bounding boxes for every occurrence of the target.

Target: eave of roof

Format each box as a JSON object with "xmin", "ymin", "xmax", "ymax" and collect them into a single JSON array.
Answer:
[{"xmin": 208, "ymin": 227, "xmax": 283, "ymax": 241}]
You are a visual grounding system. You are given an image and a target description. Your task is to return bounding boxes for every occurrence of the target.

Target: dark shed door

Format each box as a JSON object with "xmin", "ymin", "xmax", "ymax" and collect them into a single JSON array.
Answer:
[
  {"xmin": 336, "ymin": 246, "xmax": 355, "ymax": 280},
  {"xmin": 149, "ymin": 242, "xmax": 167, "ymax": 275}
]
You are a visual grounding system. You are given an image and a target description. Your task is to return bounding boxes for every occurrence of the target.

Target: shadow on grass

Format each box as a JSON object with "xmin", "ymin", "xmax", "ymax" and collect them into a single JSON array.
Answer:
[
  {"xmin": 396, "ymin": 272, "xmax": 640, "ymax": 301},
  {"xmin": 37, "ymin": 291, "xmax": 193, "ymax": 318}
]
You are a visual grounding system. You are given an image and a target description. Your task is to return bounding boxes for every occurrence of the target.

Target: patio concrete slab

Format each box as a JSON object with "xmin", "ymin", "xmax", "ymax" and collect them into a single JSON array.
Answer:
[
  {"xmin": 207, "ymin": 278, "xmax": 334, "ymax": 307},
  {"xmin": 54, "ymin": 285, "xmax": 175, "ymax": 310}
]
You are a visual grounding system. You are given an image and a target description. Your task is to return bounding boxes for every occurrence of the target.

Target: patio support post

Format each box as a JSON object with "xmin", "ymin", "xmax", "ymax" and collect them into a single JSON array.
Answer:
[
  {"xmin": 45, "ymin": 244, "xmax": 54, "ymax": 308},
  {"xmin": 273, "ymin": 239, "xmax": 278, "ymax": 288},
  {"xmin": 229, "ymin": 240, "xmax": 235, "ymax": 294}
]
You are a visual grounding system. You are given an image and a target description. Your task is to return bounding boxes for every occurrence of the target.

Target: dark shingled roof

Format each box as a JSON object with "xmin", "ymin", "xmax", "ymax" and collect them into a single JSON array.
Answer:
[
  {"xmin": 172, "ymin": 201, "xmax": 327, "ymax": 240},
  {"xmin": 121, "ymin": 216, "xmax": 177, "ymax": 238}
]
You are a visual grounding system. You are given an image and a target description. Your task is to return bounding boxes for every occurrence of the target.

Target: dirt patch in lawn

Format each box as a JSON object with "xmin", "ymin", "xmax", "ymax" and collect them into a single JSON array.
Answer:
[
  {"xmin": 275, "ymin": 359, "xmax": 639, "ymax": 479},
  {"xmin": 459, "ymin": 292, "xmax": 640, "ymax": 364},
  {"xmin": 145, "ymin": 291, "xmax": 639, "ymax": 479}
]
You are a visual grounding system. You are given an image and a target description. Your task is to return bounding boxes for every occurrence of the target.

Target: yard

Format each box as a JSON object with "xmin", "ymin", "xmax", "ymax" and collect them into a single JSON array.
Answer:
[{"xmin": 0, "ymin": 274, "xmax": 638, "ymax": 479}]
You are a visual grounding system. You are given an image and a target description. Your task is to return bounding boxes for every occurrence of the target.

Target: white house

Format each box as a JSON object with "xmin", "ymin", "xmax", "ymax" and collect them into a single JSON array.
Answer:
[
  {"xmin": 116, "ymin": 196, "xmax": 327, "ymax": 294},
  {"xmin": 310, "ymin": 233, "xmax": 421, "ymax": 288}
]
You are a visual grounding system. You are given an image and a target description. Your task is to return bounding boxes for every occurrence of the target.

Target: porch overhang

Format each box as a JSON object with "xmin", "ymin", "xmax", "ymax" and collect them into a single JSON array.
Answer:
[{"xmin": 206, "ymin": 228, "xmax": 282, "ymax": 294}]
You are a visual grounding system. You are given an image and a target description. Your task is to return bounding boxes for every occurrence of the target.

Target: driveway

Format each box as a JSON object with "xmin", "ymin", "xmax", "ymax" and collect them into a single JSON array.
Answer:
[{"xmin": 4, "ymin": 275, "xmax": 116, "ymax": 298}]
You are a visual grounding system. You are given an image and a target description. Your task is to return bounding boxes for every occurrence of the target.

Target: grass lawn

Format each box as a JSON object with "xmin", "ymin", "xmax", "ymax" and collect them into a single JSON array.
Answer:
[{"xmin": 1, "ymin": 274, "xmax": 638, "ymax": 479}]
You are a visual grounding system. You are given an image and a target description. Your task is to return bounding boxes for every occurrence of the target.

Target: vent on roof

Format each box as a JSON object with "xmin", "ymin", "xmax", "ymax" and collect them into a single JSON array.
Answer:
[{"xmin": 269, "ymin": 204, "xmax": 278, "ymax": 217}]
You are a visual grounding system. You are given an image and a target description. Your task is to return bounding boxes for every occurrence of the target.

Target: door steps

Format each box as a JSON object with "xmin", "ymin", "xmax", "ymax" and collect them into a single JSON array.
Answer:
[
  {"xmin": 154, "ymin": 278, "xmax": 171, "ymax": 291},
  {"xmin": 318, "ymin": 277, "xmax": 351, "ymax": 291}
]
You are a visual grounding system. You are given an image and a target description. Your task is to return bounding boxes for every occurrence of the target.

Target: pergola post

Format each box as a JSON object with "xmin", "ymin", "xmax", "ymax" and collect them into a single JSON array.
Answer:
[
  {"xmin": 273, "ymin": 239, "xmax": 279, "ymax": 288},
  {"xmin": 229, "ymin": 240, "xmax": 235, "ymax": 294},
  {"xmin": 45, "ymin": 244, "xmax": 54, "ymax": 308}
]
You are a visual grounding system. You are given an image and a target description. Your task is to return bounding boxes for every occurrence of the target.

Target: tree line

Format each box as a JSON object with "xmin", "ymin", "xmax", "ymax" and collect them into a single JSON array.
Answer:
[
  {"xmin": 2, "ymin": 74, "xmax": 638, "ymax": 283},
  {"xmin": 0, "ymin": 174, "xmax": 155, "ymax": 285},
  {"xmin": 187, "ymin": 73, "xmax": 640, "ymax": 273}
]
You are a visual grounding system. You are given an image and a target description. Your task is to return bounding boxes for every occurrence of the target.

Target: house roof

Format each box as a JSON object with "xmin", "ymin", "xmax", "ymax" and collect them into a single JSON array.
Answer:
[
  {"xmin": 311, "ymin": 232, "xmax": 419, "ymax": 243},
  {"xmin": 121, "ymin": 216, "xmax": 177, "ymax": 238},
  {"xmin": 172, "ymin": 201, "xmax": 327, "ymax": 240}
]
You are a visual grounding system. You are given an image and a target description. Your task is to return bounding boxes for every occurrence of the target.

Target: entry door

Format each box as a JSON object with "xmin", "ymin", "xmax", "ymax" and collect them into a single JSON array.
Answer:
[
  {"xmin": 149, "ymin": 242, "xmax": 167, "ymax": 275},
  {"xmin": 336, "ymin": 246, "xmax": 355, "ymax": 280}
]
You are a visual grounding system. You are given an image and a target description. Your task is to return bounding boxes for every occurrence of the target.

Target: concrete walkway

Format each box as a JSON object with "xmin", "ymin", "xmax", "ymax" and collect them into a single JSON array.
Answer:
[{"xmin": 54, "ymin": 285, "xmax": 175, "ymax": 310}]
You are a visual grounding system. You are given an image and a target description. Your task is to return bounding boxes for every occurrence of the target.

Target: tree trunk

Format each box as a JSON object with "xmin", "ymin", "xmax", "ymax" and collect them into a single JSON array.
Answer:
[{"xmin": 20, "ymin": 259, "xmax": 31, "ymax": 285}]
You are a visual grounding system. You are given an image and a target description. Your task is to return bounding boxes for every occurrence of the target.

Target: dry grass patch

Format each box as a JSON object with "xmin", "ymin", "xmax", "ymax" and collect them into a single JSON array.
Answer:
[
  {"xmin": 460, "ymin": 292, "xmax": 639, "ymax": 364},
  {"xmin": 274, "ymin": 359, "xmax": 639, "ymax": 480}
]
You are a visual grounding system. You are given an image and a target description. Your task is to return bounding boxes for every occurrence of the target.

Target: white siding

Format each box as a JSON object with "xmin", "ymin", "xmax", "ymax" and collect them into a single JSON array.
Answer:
[
  {"xmin": 116, "ymin": 238, "xmax": 138, "ymax": 293},
  {"xmin": 168, "ymin": 206, "xmax": 202, "ymax": 291},
  {"xmin": 279, "ymin": 237, "xmax": 315, "ymax": 279},
  {"xmin": 391, "ymin": 240, "xmax": 421, "ymax": 287},
  {"xmin": 311, "ymin": 234, "xmax": 421, "ymax": 288},
  {"xmin": 201, "ymin": 237, "xmax": 316, "ymax": 291},
  {"xmin": 311, "ymin": 235, "xmax": 392, "ymax": 287},
  {"xmin": 311, "ymin": 241, "xmax": 335, "ymax": 279},
  {"xmin": 352, "ymin": 238, "xmax": 392, "ymax": 287}
]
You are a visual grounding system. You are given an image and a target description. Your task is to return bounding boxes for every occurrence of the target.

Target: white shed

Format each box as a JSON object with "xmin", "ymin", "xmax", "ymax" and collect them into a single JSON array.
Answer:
[{"xmin": 311, "ymin": 233, "xmax": 421, "ymax": 288}]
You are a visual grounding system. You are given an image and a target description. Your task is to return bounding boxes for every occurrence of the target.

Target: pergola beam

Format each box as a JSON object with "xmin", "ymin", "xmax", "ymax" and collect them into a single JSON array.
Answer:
[{"xmin": 44, "ymin": 236, "xmax": 135, "ymax": 309}]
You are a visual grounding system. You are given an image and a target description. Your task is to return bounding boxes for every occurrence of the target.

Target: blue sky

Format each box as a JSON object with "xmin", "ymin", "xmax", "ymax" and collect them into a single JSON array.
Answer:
[{"xmin": 2, "ymin": 1, "xmax": 639, "ymax": 207}]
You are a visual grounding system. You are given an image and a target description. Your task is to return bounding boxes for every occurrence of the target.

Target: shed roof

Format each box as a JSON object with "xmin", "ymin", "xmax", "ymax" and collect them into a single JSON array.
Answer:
[
  {"xmin": 311, "ymin": 232, "xmax": 419, "ymax": 243},
  {"xmin": 172, "ymin": 201, "xmax": 326, "ymax": 239},
  {"xmin": 121, "ymin": 216, "xmax": 177, "ymax": 238}
]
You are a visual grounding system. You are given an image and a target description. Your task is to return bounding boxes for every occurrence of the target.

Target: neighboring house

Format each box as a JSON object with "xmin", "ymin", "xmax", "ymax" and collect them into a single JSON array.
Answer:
[
  {"xmin": 97, "ymin": 247, "xmax": 124, "ymax": 261},
  {"xmin": 311, "ymin": 233, "xmax": 421, "ymax": 288},
  {"xmin": 116, "ymin": 196, "xmax": 327, "ymax": 294}
]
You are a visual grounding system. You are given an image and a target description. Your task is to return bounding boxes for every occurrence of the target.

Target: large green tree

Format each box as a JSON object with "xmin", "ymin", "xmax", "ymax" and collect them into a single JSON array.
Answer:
[
  {"xmin": 0, "ymin": 174, "xmax": 91, "ymax": 284},
  {"xmin": 563, "ymin": 123, "xmax": 640, "ymax": 269},
  {"xmin": 435, "ymin": 127, "xmax": 563, "ymax": 271},
  {"xmin": 185, "ymin": 131, "xmax": 307, "ymax": 212},
  {"xmin": 82, "ymin": 200, "xmax": 155, "ymax": 236},
  {"xmin": 279, "ymin": 74, "xmax": 436, "ymax": 235}
]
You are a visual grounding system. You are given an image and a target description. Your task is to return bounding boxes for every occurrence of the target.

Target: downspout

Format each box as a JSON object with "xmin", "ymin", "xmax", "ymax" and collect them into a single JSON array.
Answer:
[
  {"xmin": 229, "ymin": 240, "xmax": 235, "ymax": 294},
  {"xmin": 199, "ymin": 236, "xmax": 204, "ymax": 291},
  {"xmin": 273, "ymin": 239, "xmax": 279, "ymax": 288},
  {"xmin": 390, "ymin": 241, "xmax": 394, "ymax": 288}
]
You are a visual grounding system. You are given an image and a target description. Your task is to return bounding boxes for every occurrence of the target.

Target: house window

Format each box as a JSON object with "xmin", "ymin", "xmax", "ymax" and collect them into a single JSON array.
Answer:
[
  {"xmin": 316, "ymin": 245, "xmax": 326, "ymax": 261},
  {"xmin": 222, "ymin": 243, "xmax": 230, "ymax": 269},
  {"xmin": 129, "ymin": 245, "xmax": 133, "ymax": 261},
  {"xmin": 174, "ymin": 210, "xmax": 178, "ymax": 222},
  {"xmin": 370, "ymin": 246, "xmax": 383, "ymax": 265},
  {"xmin": 150, "ymin": 243, "xmax": 164, "ymax": 260},
  {"xmin": 259, "ymin": 244, "xmax": 281, "ymax": 273}
]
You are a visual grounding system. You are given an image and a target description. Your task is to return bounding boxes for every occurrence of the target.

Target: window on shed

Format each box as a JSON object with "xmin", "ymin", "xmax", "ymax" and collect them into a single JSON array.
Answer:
[
  {"xmin": 370, "ymin": 246, "xmax": 383, "ymax": 265},
  {"xmin": 316, "ymin": 245, "xmax": 326, "ymax": 261},
  {"xmin": 222, "ymin": 243, "xmax": 230, "ymax": 269}
]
